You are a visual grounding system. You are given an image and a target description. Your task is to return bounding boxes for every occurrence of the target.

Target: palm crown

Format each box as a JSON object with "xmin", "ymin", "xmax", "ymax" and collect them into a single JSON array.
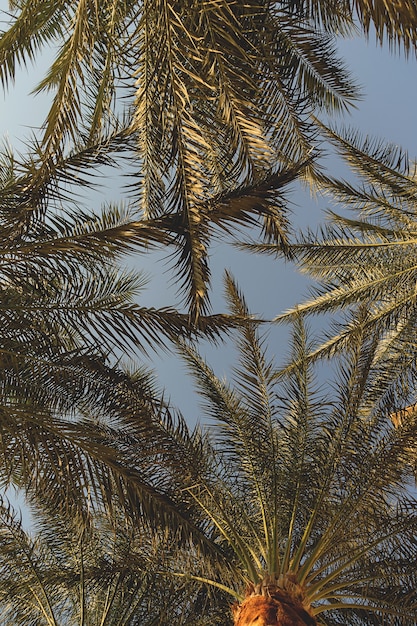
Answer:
[
  {"xmin": 117, "ymin": 275, "xmax": 417, "ymax": 625},
  {"xmin": 1, "ymin": 1, "xmax": 417, "ymax": 625},
  {"xmin": 2, "ymin": 0, "xmax": 416, "ymax": 319},
  {"xmin": 3, "ymin": 274, "xmax": 417, "ymax": 625}
]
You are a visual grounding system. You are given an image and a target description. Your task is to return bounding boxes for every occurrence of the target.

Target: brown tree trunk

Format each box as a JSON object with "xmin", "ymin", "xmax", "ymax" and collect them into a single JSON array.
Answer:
[{"xmin": 232, "ymin": 577, "xmax": 316, "ymax": 626}]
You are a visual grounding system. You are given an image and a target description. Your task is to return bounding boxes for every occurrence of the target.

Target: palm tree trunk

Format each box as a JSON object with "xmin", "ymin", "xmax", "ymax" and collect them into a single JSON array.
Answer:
[{"xmin": 232, "ymin": 577, "xmax": 316, "ymax": 626}]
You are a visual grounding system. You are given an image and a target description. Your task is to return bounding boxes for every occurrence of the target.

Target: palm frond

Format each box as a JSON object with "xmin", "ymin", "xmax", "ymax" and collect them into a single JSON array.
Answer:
[
  {"xmin": 159, "ymin": 161, "xmax": 310, "ymax": 319},
  {"xmin": 0, "ymin": 0, "xmax": 65, "ymax": 89},
  {"xmin": 157, "ymin": 285, "xmax": 417, "ymax": 624},
  {"xmin": 353, "ymin": 0, "xmax": 417, "ymax": 54},
  {"xmin": 0, "ymin": 491, "xmax": 231, "ymax": 626},
  {"xmin": 286, "ymin": 0, "xmax": 417, "ymax": 54},
  {"xmin": 269, "ymin": 126, "xmax": 417, "ymax": 385}
]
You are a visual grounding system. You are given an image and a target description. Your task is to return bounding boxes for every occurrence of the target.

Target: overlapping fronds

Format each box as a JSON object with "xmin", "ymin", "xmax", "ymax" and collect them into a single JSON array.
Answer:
[
  {"xmin": 144, "ymin": 276, "xmax": 417, "ymax": 624},
  {"xmin": 0, "ymin": 139, "xmax": 242, "ymax": 529},
  {"xmin": 287, "ymin": 0, "xmax": 417, "ymax": 54},
  {"xmin": 0, "ymin": 0, "xmax": 362, "ymax": 317},
  {"xmin": 0, "ymin": 351, "xmax": 252, "ymax": 558},
  {"xmin": 0, "ymin": 217, "xmax": 239, "ymax": 524},
  {"xmin": 1, "ymin": 0, "xmax": 358, "ymax": 191},
  {"xmin": 2, "ymin": 0, "xmax": 416, "ymax": 320},
  {"xmin": 271, "ymin": 126, "xmax": 417, "ymax": 390},
  {"xmin": 1, "ymin": 271, "xmax": 417, "ymax": 623},
  {"xmin": 353, "ymin": 0, "xmax": 417, "ymax": 54},
  {"xmin": 163, "ymin": 161, "xmax": 310, "ymax": 320},
  {"xmin": 1, "ymin": 141, "xmax": 306, "ymax": 323},
  {"xmin": 0, "ymin": 494, "xmax": 230, "ymax": 625},
  {"xmin": 0, "ymin": 200, "xmax": 230, "ymax": 354}
]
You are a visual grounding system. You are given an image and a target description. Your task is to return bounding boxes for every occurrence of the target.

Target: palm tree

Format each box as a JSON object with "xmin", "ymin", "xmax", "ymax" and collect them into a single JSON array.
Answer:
[
  {"xmin": 0, "ymin": 0, "xmax": 359, "ymax": 163},
  {"xmin": 0, "ymin": 6, "xmax": 316, "ymax": 539},
  {"xmin": 1, "ymin": 1, "xmax": 417, "ymax": 319},
  {"xmin": 0, "ymin": 0, "xmax": 363, "ymax": 319},
  {"xmin": 0, "ymin": 139, "xmax": 244, "ymax": 522},
  {"xmin": 119, "ymin": 274, "xmax": 417, "ymax": 625},
  {"xmin": 0, "ymin": 493, "xmax": 230, "ymax": 625}
]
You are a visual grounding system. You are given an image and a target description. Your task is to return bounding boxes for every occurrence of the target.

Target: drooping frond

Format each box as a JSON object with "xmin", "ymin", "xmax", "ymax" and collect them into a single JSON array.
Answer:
[
  {"xmin": 271, "ymin": 126, "xmax": 417, "ymax": 386},
  {"xmin": 286, "ymin": 0, "xmax": 417, "ymax": 54},
  {"xmin": 0, "ymin": 491, "xmax": 231, "ymax": 626},
  {"xmin": 0, "ymin": 0, "xmax": 65, "ymax": 89},
  {"xmin": 353, "ymin": 0, "xmax": 417, "ymax": 55}
]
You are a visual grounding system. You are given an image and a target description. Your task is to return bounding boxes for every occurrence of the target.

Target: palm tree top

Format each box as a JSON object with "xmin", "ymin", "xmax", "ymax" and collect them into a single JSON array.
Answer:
[
  {"xmin": 0, "ymin": 0, "xmax": 359, "ymax": 319},
  {"xmin": 140, "ymin": 274, "xmax": 417, "ymax": 625}
]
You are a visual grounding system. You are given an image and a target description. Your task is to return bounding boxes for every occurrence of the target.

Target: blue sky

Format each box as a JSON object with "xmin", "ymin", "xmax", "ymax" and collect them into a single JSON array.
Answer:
[
  {"xmin": 1, "ymin": 10, "xmax": 417, "ymax": 422},
  {"xmin": 1, "ymin": 5, "xmax": 417, "ymax": 533}
]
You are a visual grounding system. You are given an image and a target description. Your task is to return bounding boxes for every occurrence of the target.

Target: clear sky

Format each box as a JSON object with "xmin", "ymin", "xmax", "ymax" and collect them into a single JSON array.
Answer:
[{"xmin": 1, "ymin": 7, "xmax": 417, "ymax": 425}]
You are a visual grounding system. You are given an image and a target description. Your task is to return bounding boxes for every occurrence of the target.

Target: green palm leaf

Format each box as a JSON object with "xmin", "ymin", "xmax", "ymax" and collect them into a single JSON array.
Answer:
[
  {"xmin": 272, "ymin": 126, "xmax": 417, "ymax": 390},
  {"xmin": 1, "ymin": 0, "xmax": 360, "ymax": 319},
  {"xmin": 138, "ymin": 276, "xmax": 417, "ymax": 624},
  {"xmin": 0, "ymin": 493, "xmax": 230, "ymax": 625}
]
